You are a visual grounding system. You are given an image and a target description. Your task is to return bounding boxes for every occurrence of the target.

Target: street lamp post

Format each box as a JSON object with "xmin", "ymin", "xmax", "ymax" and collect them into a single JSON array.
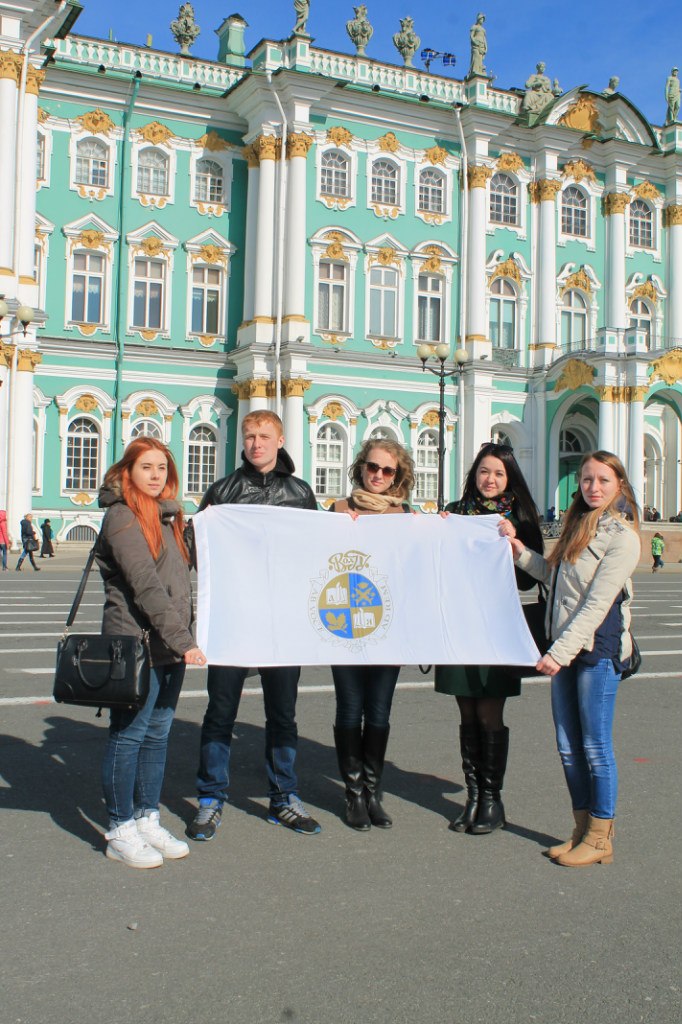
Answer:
[{"xmin": 417, "ymin": 342, "xmax": 470, "ymax": 511}]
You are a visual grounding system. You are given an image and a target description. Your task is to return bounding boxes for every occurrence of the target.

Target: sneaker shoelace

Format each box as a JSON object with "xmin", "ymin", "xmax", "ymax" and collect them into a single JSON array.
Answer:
[
  {"xmin": 194, "ymin": 803, "xmax": 220, "ymax": 825},
  {"xmin": 283, "ymin": 796, "xmax": 310, "ymax": 821}
]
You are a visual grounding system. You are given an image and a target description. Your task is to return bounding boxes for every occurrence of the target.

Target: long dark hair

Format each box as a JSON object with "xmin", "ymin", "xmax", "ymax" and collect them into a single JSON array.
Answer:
[{"xmin": 461, "ymin": 442, "xmax": 543, "ymax": 553}]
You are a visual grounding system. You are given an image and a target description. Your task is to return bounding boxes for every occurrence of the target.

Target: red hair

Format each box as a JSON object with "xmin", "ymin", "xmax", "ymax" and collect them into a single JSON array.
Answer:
[{"xmin": 103, "ymin": 438, "xmax": 188, "ymax": 562}]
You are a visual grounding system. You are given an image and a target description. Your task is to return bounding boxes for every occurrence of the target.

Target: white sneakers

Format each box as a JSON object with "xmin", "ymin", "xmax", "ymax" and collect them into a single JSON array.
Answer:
[{"xmin": 105, "ymin": 812, "xmax": 189, "ymax": 869}]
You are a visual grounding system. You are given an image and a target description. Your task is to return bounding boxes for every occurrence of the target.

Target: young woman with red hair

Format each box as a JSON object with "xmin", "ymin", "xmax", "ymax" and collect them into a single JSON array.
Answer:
[{"xmin": 97, "ymin": 438, "xmax": 206, "ymax": 869}]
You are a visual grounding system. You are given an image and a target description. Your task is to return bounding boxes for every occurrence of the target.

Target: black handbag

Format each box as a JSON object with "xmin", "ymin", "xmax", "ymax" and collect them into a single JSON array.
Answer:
[
  {"xmin": 26, "ymin": 538, "xmax": 39, "ymax": 552},
  {"xmin": 53, "ymin": 542, "xmax": 151, "ymax": 711},
  {"xmin": 620, "ymin": 634, "xmax": 642, "ymax": 680}
]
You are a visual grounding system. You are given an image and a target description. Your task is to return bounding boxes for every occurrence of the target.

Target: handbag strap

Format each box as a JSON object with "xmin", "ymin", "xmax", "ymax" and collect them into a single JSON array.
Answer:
[{"xmin": 64, "ymin": 538, "xmax": 100, "ymax": 631}]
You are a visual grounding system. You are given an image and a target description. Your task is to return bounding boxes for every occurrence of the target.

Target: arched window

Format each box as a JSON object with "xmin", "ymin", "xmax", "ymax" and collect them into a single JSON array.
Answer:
[
  {"xmin": 629, "ymin": 199, "xmax": 653, "ymax": 248},
  {"xmin": 76, "ymin": 138, "xmax": 109, "ymax": 187},
  {"xmin": 318, "ymin": 260, "xmax": 348, "ymax": 332},
  {"xmin": 371, "ymin": 159, "xmax": 398, "ymax": 206},
  {"xmin": 71, "ymin": 250, "xmax": 105, "ymax": 324},
  {"xmin": 415, "ymin": 429, "xmax": 439, "ymax": 501},
  {"xmin": 315, "ymin": 423, "xmax": 345, "ymax": 497},
  {"xmin": 489, "ymin": 278, "xmax": 516, "ymax": 349},
  {"xmin": 66, "ymin": 417, "xmax": 99, "ymax": 491},
  {"xmin": 418, "ymin": 168, "xmax": 445, "ymax": 214},
  {"xmin": 368, "ymin": 427, "xmax": 398, "ymax": 441},
  {"xmin": 561, "ymin": 186, "xmax": 588, "ymax": 237},
  {"xmin": 561, "ymin": 290, "xmax": 588, "ymax": 348},
  {"xmin": 489, "ymin": 173, "xmax": 518, "ymax": 225},
  {"xmin": 416, "ymin": 273, "xmax": 444, "ymax": 342},
  {"xmin": 560, "ymin": 428, "xmax": 585, "ymax": 454},
  {"xmin": 187, "ymin": 425, "xmax": 217, "ymax": 495},
  {"xmin": 131, "ymin": 420, "xmax": 162, "ymax": 439},
  {"xmin": 137, "ymin": 148, "xmax": 169, "ymax": 195},
  {"xmin": 321, "ymin": 151, "xmax": 350, "ymax": 198},
  {"xmin": 492, "ymin": 429, "xmax": 513, "ymax": 449},
  {"xmin": 628, "ymin": 297, "xmax": 653, "ymax": 349},
  {"xmin": 195, "ymin": 159, "xmax": 224, "ymax": 204}
]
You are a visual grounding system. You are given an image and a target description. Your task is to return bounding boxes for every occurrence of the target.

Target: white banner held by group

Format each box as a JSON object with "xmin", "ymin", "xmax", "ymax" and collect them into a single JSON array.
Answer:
[{"xmin": 194, "ymin": 505, "xmax": 540, "ymax": 668}]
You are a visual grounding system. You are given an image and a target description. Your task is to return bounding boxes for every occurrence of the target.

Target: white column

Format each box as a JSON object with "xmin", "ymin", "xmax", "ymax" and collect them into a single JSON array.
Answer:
[
  {"xmin": 604, "ymin": 193, "xmax": 629, "ymax": 330},
  {"xmin": 465, "ymin": 166, "xmax": 491, "ymax": 358},
  {"xmin": 18, "ymin": 70, "xmax": 41, "ymax": 282},
  {"xmin": 532, "ymin": 382, "xmax": 547, "ymax": 511},
  {"xmin": 281, "ymin": 378, "xmax": 311, "ymax": 476},
  {"xmin": 627, "ymin": 390, "xmax": 645, "ymax": 512},
  {"xmin": 597, "ymin": 392, "xmax": 615, "ymax": 452},
  {"xmin": 0, "ymin": 350, "xmax": 10, "ymax": 508},
  {"xmin": 242, "ymin": 155, "xmax": 259, "ymax": 324},
  {"xmin": 666, "ymin": 206, "xmax": 682, "ymax": 344},
  {"xmin": 7, "ymin": 345, "xmax": 40, "ymax": 546},
  {"xmin": 0, "ymin": 74, "xmax": 18, "ymax": 273},
  {"xmin": 534, "ymin": 180, "xmax": 561, "ymax": 365},
  {"xmin": 252, "ymin": 135, "xmax": 277, "ymax": 321},
  {"xmin": 283, "ymin": 134, "xmax": 312, "ymax": 330}
]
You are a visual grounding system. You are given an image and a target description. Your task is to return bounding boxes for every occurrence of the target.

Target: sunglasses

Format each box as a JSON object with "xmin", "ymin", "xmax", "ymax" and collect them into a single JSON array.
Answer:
[
  {"xmin": 480, "ymin": 441, "xmax": 514, "ymax": 455},
  {"xmin": 364, "ymin": 461, "xmax": 397, "ymax": 478}
]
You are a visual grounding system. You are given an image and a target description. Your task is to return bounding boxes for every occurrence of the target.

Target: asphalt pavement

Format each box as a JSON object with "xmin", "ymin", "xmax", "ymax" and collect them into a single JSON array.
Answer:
[{"xmin": 0, "ymin": 546, "xmax": 680, "ymax": 1024}]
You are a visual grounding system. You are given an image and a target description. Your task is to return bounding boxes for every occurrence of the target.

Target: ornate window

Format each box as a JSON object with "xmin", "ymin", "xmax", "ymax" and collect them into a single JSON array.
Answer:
[
  {"xmin": 371, "ymin": 160, "xmax": 398, "ymax": 206},
  {"xmin": 369, "ymin": 426, "xmax": 398, "ymax": 441},
  {"xmin": 561, "ymin": 186, "xmax": 588, "ymax": 238},
  {"xmin": 317, "ymin": 260, "xmax": 348, "ymax": 332},
  {"xmin": 194, "ymin": 159, "xmax": 224, "ymax": 204},
  {"xmin": 418, "ymin": 169, "xmax": 445, "ymax": 214},
  {"xmin": 65, "ymin": 417, "xmax": 100, "ymax": 491},
  {"xmin": 187, "ymin": 425, "xmax": 217, "ymax": 495},
  {"xmin": 561, "ymin": 290, "xmax": 588, "ymax": 348},
  {"xmin": 628, "ymin": 297, "xmax": 652, "ymax": 348},
  {"xmin": 36, "ymin": 132, "xmax": 46, "ymax": 181},
  {"xmin": 315, "ymin": 423, "xmax": 346, "ymax": 498},
  {"xmin": 130, "ymin": 420, "xmax": 162, "ymax": 439},
  {"xmin": 321, "ymin": 151, "xmax": 350, "ymax": 198},
  {"xmin": 369, "ymin": 265, "xmax": 399, "ymax": 338},
  {"xmin": 191, "ymin": 265, "xmax": 222, "ymax": 335},
  {"xmin": 75, "ymin": 138, "xmax": 109, "ymax": 188},
  {"xmin": 132, "ymin": 258, "xmax": 165, "ymax": 330},
  {"xmin": 137, "ymin": 148, "xmax": 169, "ymax": 195},
  {"xmin": 489, "ymin": 173, "xmax": 518, "ymax": 226},
  {"xmin": 489, "ymin": 278, "xmax": 517, "ymax": 349},
  {"xmin": 71, "ymin": 251, "xmax": 105, "ymax": 325},
  {"xmin": 629, "ymin": 199, "xmax": 653, "ymax": 248},
  {"xmin": 415, "ymin": 429, "xmax": 439, "ymax": 501},
  {"xmin": 416, "ymin": 274, "xmax": 444, "ymax": 343}
]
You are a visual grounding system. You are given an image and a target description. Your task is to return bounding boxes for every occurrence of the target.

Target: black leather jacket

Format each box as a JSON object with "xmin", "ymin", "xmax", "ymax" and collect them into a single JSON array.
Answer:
[{"xmin": 199, "ymin": 449, "xmax": 317, "ymax": 511}]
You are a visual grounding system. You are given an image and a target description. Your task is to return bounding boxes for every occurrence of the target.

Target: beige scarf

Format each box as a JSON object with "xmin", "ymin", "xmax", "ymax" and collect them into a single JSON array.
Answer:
[{"xmin": 350, "ymin": 488, "xmax": 405, "ymax": 513}]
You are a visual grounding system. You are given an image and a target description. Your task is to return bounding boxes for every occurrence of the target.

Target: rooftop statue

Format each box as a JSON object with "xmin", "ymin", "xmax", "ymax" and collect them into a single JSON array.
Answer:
[
  {"xmin": 293, "ymin": 0, "xmax": 310, "ymax": 37},
  {"xmin": 347, "ymin": 4, "xmax": 373, "ymax": 56},
  {"xmin": 522, "ymin": 62, "xmax": 557, "ymax": 115},
  {"xmin": 468, "ymin": 13, "xmax": 487, "ymax": 77},
  {"xmin": 603, "ymin": 75, "xmax": 619, "ymax": 96},
  {"xmin": 170, "ymin": 2, "xmax": 200, "ymax": 55},
  {"xmin": 393, "ymin": 16, "xmax": 420, "ymax": 68},
  {"xmin": 665, "ymin": 67, "xmax": 680, "ymax": 124}
]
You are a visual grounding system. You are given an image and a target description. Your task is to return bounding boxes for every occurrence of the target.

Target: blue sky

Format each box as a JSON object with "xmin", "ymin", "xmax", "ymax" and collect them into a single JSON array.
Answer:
[{"xmin": 74, "ymin": 0, "xmax": 677, "ymax": 127}]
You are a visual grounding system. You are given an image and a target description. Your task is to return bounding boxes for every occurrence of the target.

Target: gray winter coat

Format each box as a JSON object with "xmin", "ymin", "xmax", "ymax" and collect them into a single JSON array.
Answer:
[{"xmin": 96, "ymin": 485, "xmax": 195, "ymax": 666}]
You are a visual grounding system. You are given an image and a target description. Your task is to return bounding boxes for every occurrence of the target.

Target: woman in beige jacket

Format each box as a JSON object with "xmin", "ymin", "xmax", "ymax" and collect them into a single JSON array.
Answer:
[{"xmin": 502, "ymin": 451, "xmax": 640, "ymax": 867}]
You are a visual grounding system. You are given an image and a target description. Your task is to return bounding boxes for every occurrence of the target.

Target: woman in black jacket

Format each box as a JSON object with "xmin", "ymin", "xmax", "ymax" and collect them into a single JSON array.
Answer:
[{"xmin": 97, "ymin": 438, "xmax": 205, "ymax": 869}]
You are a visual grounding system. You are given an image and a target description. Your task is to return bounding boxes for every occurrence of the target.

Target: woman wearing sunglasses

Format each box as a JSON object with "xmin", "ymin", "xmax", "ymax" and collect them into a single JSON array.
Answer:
[
  {"xmin": 436, "ymin": 442, "xmax": 543, "ymax": 835},
  {"xmin": 329, "ymin": 439, "xmax": 415, "ymax": 830}
]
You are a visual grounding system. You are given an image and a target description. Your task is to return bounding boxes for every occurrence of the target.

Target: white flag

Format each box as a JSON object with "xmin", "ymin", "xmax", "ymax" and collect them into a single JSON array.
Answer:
[{"xmin": 194, "ymin": 505, "xmax": 540, "ymax": 668}]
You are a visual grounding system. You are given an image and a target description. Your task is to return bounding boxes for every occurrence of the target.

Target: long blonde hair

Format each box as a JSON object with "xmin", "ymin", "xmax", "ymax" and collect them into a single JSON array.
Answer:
[
  {"xmin": 548, "ymin": 450, "xmax": 639, "ymax": 566},
  {"xmin": 348, "ymin": 439, "xmax": 415, "ymax": 500}
]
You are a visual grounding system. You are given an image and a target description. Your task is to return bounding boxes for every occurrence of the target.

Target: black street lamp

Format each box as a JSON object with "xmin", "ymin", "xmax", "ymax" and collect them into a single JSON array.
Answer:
[{"xmin": 417, "ymin": 342, "xmax": 470, "ymax": 511}]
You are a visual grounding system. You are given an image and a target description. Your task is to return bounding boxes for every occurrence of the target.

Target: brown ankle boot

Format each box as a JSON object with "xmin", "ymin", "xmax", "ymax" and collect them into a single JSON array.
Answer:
[
  {"xmin": 556, "ymin": 815, "xmax": 614, "ymax": 867},
  {"xmin": 546, "ymin": 809, "xmax": 589, "ymax": 859}
]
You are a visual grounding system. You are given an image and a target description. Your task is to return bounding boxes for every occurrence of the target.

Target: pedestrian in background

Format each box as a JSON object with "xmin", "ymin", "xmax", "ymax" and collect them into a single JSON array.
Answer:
[
  {"xmin": 97, "ymin": 437, "xmax": 206, "ymax": 869},
  {"xmin": 651, "ymin": 532, "xmax": 665, "ymax": 572},
  {"xmin": 40, "ymin": 519, "xmax": 55, "ymax": 558},
  {"xmin": 436, "ymin": 442, "xmax": 543, "ymax": 835},
  {"xmin": 15, "ymin": 513, "xmax": 40, "ymax": 571},
  {"xmin": 502, "ymin": 451, "xmax": 640, "ymax": 867},
  {"xmin": 0, "ymin": 509, "xmax": 9, "ymax": 571},
  {"xmin": 329, "ymin": 438, "xmax": 415, "ymax": 831}
]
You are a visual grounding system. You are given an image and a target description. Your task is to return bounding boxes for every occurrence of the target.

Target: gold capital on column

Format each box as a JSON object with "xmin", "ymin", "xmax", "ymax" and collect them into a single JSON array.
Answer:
[
  {"xmin": 468, "ymin": 164, "xmax": 493, "ymax": 189},
  {"xmin": 603, "ymin": 192, "xmax": 630, "ymax": 216},
  {"xmin": 663, "ymin": 205, "xmax": 682, "ymax": 227},
  {"xmin": 0, "ymin": 51, "xmax": 22, "ymax": 85},
  {"xmin": 26, "ymin": 67, "xmax": 45, "ymax": 96},
  {"xmin": 624, "ymin": 386, "xmax": 648, "ymax": 402},
  {"xmin": 286, "ymin": 133, "xmax": 313, "ymax": 159},
  {"xmin": 529, "ymin": 179, "xmax": 562, "ymax": 203},
  {"xmin": 1, "ymin": 344, "xmax": 14, "ymax": 368},
  {"xmin": 281, "ymin": 377, "xmax": 312, "ymax": 398},
  {"xmin": 254, "ymin": 134, "xmax": 279, "ymax": 162},
  {"xmin": 596, "ymin": 385, "xmax": 619, "ymax": 402},
  {"xmin": 17, "ymin": 350, "xmax": 42, "ymax": 372}
]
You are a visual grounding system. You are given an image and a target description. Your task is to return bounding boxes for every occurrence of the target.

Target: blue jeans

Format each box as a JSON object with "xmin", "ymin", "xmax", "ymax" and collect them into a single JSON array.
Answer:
[
  {"xmin": 196, "ymin": 665, "xmax": 300, "ymax": 805},
  {"xmin": 551, "ymin": 657, "xmax": 621, "ymax": 819},
  {"xmin": 101, "ymin": 662, "xmax": 185, "ymax": 825},
  {"xmin": 0, "ymin": 543, "xmax": 7, "ymax": 570},
  {"xmin": 331, "ymin": 665, "xmax": 399, "ymax": 729}
]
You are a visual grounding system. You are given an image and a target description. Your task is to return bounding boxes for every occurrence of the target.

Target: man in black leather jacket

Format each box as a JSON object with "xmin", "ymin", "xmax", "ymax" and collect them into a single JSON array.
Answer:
[{"xmin": 188, "ymin": 410, "xmax": 322, "ymax": 841}]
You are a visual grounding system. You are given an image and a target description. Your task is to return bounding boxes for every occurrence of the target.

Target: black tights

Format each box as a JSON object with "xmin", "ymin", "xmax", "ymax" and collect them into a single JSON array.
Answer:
[{"xmin": 456, "ymin": 695, "xmax": 506, "ymax": 732}]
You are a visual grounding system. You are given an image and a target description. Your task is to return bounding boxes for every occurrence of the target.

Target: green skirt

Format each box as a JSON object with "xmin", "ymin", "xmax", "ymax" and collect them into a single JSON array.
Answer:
[{"xmin": 434, "ymin": 664, "xmax": 521, "ymax": 698}]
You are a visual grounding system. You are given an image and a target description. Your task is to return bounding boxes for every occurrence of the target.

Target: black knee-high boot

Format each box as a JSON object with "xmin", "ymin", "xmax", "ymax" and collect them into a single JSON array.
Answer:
[
  {"xmin": 449, "ymin": 724, "xmax": 482, "ymax": 833},
  {"xmin": 469, "ymin": 727, "xmax": 509, "ymax": 834},
  {"xmin": 362, "ymin": 724, "xmax": 392, "ymax": 828},
  {"xmin": 333, "ymin": 726, "xmax": 371, "ymax": 830}
]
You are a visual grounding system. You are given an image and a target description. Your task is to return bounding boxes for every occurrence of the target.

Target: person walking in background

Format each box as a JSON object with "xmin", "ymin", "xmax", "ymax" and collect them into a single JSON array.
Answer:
[
  {"xmin": 436, "ymin": 442, "xmax": 543, "ymax": 835},
  {"xmin": 329, "ymin": 439, "xmax": 415, "ymax": 831},
  {"xmin": 651, "ymin": 532, "xmax": 665, "ymax": 572},
  {"xmin": 187, "ymin": 410, "xmax": 321, "ymax": 842},
  {"xmin": 40, "ymin": 519, "xmax": 55, "ymax": 558},
  {"xmin": 502, "ymin": 451, "xmax": 640, "ymax": 868},
  {"xmin": 0, "ymin": 509, "xmax": 9, "ymax": 571},
  {"xmin": 97, "ymin": 438, "xmax": 206, "ymax": 869},
  {"xmin": 15, "ymin": 513, "xmax": 40, "ymax": 572}
]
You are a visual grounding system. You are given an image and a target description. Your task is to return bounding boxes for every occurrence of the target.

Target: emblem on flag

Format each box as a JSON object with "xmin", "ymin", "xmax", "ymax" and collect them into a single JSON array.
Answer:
[{"xmin": 309, "ymin": 550, "xmax": 392, "ymax": 648}]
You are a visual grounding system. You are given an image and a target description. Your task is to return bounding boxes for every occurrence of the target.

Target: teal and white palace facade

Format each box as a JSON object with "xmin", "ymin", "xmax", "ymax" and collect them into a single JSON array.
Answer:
[{"xmin": 2, "ymin": 0, "xmax": 682, "ymax": 543}]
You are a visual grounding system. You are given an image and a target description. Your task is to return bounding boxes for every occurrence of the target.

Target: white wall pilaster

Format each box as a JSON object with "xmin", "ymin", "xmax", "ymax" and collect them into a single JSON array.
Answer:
[
  {"xmin": 0, "ymin": 77, "xmax": 18, "ymax": 273},
  {"xmin": 465, "ymin": 167, "xmax": 490, "ymax": 358}
]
